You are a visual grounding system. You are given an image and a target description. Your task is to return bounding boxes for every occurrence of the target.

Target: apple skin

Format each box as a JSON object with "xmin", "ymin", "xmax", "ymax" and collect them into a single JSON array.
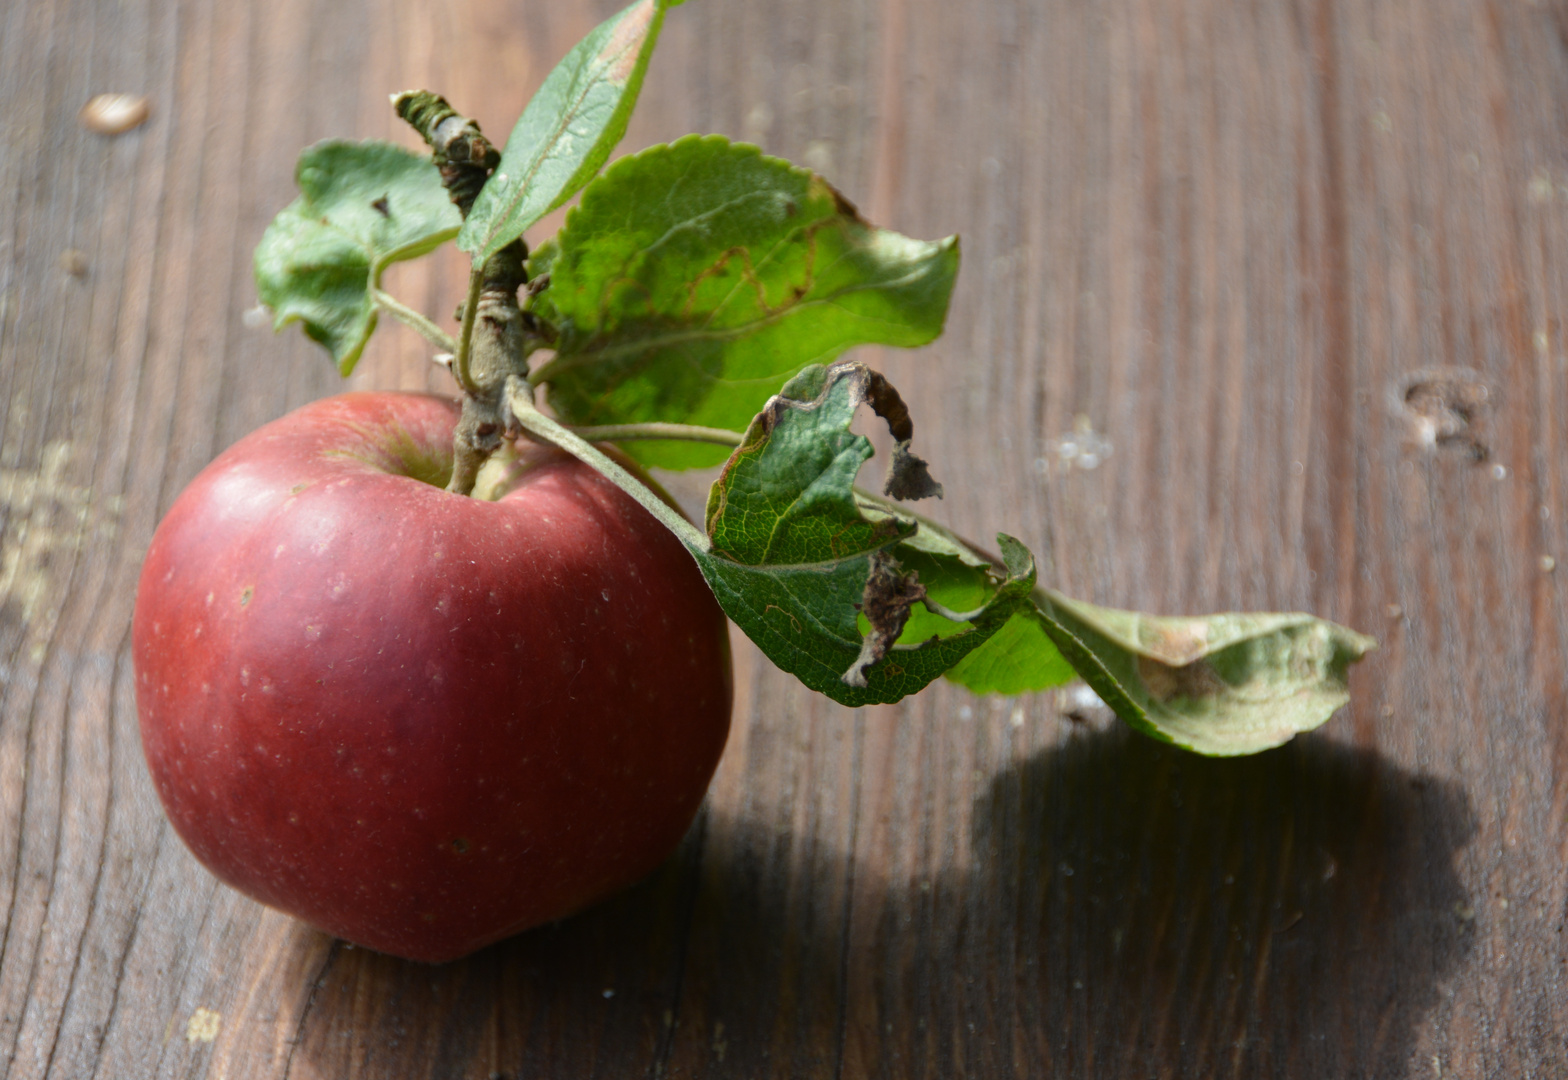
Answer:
[{"xmin": 133, "ymin": 392, "xmax": 731, "ymax": 963}]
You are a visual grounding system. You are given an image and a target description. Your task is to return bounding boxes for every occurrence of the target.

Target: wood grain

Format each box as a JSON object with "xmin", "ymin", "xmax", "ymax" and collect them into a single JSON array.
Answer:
[{"xmin": 3, "ymin": 0, "xmax": 1567, "ymax": 1075}]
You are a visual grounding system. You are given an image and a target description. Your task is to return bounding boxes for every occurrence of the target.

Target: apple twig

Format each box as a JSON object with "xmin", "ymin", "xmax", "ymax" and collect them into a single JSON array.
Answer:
[
  {"xmin": 241, "ymin": 5, "xmax": 1377, "ymax": 760},
  {"xmin": 394, "ymin": 90, "xmax": 526, "ymax": 494},
  {"xmin": 370, "ymin": 287, "xmax": 457, "ymax": 353},
  {"xmin": 505, "ymin": 378, "xmax": 711, "ymax": 553},
  {"xmin": 392, "ymin": 90, "xmax": 501, "ymax": 218}
]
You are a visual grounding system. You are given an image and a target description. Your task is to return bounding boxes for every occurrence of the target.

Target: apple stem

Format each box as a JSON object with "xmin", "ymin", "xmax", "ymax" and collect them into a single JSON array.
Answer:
[
  {"xmin": 505, "ymin": 378, "xmax": 712, "ymax": 553},
  {"xmin": 371, "ymin": 287, "xmax": 457, "ymax": 353}
]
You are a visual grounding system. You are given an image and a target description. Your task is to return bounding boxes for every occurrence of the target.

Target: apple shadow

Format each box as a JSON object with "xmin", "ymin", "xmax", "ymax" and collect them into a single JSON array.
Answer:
[
  {"xmin": 861, "ymin": 727, "xmax": 1480, "ymax": 1079},
  {"xmin": 287, "ymin": 800, "xmax": 873, "ymax": 1078},
  {"xmin": 284, "ymin": 813, "xmax": 720, "ymax": 1077},
  {"xmin": 288, "ymin": 727, "xmax": 1476, "ymax": 1079}
]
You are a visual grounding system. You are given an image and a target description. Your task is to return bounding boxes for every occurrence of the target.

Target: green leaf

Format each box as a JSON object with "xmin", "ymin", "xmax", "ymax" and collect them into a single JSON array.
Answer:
[
  {"xmin": 530, "ymin": 136, "xmax": 961, "ymax": 469},
  {"xmin": 687, "ymin": 362, "xmax": 1029, "ymax": 706},
  {"xmin": 845, "ymin": 467, "xmax": 1375, "ymax": 752},
  {"xmin": 254, "ymin": 140, "xmax": 461, "ymax": 374},
  {"xmin": 458, "ymin": 0, "xmax": 677, "ymax": 265},
  {"xmin": 704, "ymin": 365, "xmax": 915, "ymax": 565},
  {"xmin": 1031, "ymin": 594, "xmax": 1378, "ymax": 756},
  {"xmin": 946, "ymin": 610, "xmax": 1079, "ymax": 695}
]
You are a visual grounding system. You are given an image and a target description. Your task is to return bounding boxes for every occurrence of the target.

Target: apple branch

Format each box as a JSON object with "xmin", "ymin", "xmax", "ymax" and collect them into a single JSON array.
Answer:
[
  {"xmin": 392, "ymin": 91, "xmax": 501, "ymax": 218},
  {"xmin": 396, "ymin": 90, "xmax": 541, "ymax": 495},
  {"xmin": 241, "ymin": 8, "xmax": 1380, "ymax": 755}
]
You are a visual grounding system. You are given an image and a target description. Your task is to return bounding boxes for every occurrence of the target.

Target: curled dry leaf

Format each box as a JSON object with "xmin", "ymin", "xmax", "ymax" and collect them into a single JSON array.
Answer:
[
  {"xmin": 843, "ymin": 550, "xmax": 929, "ymax": 687},
  {"xmin": 855, "ymin": 366, "xmax": 944, "ymax": 501},
  {"xmin": 80, "ymin": 93, "xmax": 150, "ymax": 135}
]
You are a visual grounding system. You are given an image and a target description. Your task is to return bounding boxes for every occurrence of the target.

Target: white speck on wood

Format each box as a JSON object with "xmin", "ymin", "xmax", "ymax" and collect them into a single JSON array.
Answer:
[{"xmin": 186, "ymin": 1007, "xmax": 222, "ymax": 1044}]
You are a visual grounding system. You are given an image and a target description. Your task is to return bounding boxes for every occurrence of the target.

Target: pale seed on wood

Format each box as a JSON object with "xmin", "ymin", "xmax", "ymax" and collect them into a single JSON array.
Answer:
[{"xmin": 80, "ymin": 94, "xmax": 150, "ymax": 135}]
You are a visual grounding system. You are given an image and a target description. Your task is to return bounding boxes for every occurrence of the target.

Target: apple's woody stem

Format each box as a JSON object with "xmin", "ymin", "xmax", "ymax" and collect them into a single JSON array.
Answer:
[
  {"xmin": 505, "ymin": 379, "xmax": 711, "ymax": 553},
  {"xmin": 392, "ymin": 91, "xmax": 500, "ymax": 217},
  {"xmin": 371, "ymin": 288, "xmax": 457, "ymax": 353}
]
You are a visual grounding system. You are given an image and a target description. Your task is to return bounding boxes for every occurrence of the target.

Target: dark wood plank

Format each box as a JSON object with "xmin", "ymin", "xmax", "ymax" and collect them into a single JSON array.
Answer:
[{"xmin": 3, "ymin": 0, "xmax": 1568, "ymax": 1076}]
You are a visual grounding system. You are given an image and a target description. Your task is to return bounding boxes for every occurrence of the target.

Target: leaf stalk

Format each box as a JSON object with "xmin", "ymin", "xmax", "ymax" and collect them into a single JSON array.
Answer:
[
  {"xmin": 452, "ymin": 268, "xmax": 484, "ymax": 397},
  {"xmin": 370, "ymin": 287, "xmax": 458, "ymax": 353},
  {"xmin": 505, "ymin": 378, "xmax": 711, "ymax": 553},
  {"xmin": 564, "ymin": 422, "xmax": 744, "ymax": 447}
]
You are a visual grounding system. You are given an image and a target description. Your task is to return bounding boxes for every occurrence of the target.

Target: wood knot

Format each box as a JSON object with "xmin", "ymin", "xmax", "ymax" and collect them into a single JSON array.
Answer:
[{"xmin": 1393, "ymin": 367, "xmax": 1492, "ymax": 462}]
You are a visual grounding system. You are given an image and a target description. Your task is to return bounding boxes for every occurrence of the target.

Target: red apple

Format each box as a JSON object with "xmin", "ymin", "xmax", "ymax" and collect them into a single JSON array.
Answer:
[{"xmin": 133, "ymin": 392, "xmax": 732, "ymax": 963}]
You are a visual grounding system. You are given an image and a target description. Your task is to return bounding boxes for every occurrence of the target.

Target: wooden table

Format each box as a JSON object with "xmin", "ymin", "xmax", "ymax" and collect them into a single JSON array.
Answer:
[{"xmin": 4, "ymin": 0, "xmax": 1567, "ymax": 1075}]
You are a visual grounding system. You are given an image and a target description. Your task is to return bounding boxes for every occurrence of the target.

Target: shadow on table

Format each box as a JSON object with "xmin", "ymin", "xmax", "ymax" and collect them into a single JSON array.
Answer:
[
  {"xmin": 285, "ymin": 812, "xmax": 722, "ymax": 1078},
  {"xmin": 884, "ymin": 727, "xmax": 1479, "ymax": 1079},
  {"xmin": 288, "ymin": 727, "xmax": 1476, "ymax": 1080}
]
